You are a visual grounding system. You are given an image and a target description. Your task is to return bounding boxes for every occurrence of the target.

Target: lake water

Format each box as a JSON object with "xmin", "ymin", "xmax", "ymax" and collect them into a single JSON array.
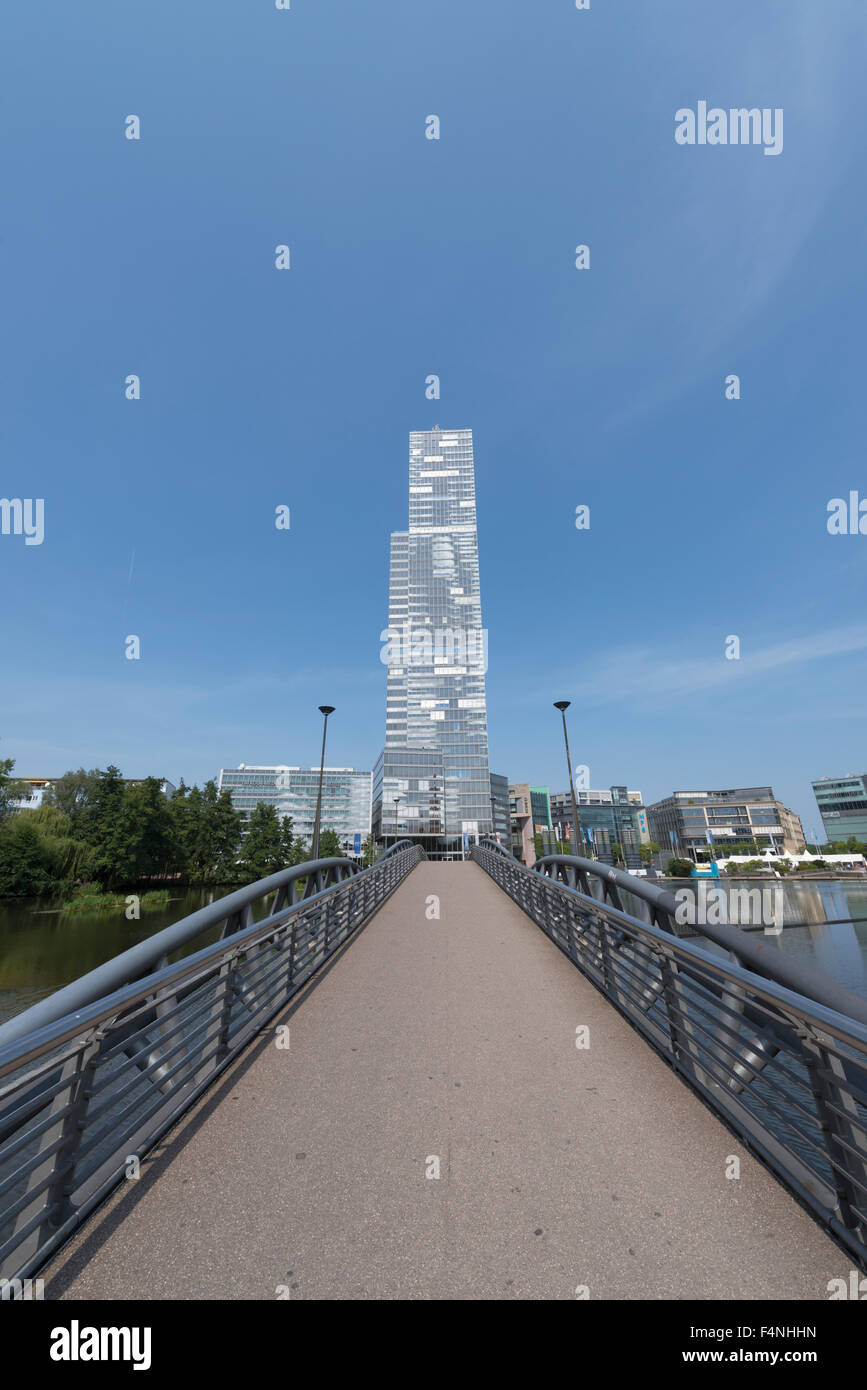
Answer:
[
  {"xmin": 670, "ymin": 877, "xmax": 867, "ymax": 1001},
  {"xmin": 1, "ymin": 877, "xmax": 867, "ymax": 1029},
  {"xmin": 0, "ymin": 887, "xmax": 232, "ymax": 1026}
]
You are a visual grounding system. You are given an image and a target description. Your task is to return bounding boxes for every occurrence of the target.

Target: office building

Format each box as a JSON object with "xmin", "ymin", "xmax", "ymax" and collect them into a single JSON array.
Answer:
[
  {"xmin": 646, "ymin": 787, "xmax": 806, "ymax": 858},
  {"xmin": 372, "ymin": 746, "xmax": 445, "ymax": 850},
  {"xmin": 812, "ymin": 773, "xmax": 867, "ymax": 844},
  {"xmin": 218, "ymin": 764, "xmax": 372, "ymax": 854},
  {"xmin": 509, "ymin": 784, "xmax": 554, "ymax": 864},
  {"xmin": 550, "ymin": 786, "xmax": 646, "ymax": 867},
  {"xmin": 490, "ymin": 772, "xmax": 511, "ymax": 849},
  {"xmin": 374, "ymin": 427, "xmax": 491, "ymax": 857}
]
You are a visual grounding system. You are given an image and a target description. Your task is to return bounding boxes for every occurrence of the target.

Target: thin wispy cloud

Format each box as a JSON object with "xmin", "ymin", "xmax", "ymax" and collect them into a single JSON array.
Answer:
[{"xmin": 511, "ymin": 624, "xmax": 867, "ymax": 709}]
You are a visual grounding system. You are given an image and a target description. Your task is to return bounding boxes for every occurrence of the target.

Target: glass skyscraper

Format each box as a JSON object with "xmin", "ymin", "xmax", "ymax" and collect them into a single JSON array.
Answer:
[{"xmin": 374, "ymin": 427, "xmax": 492, "ymax": 854}]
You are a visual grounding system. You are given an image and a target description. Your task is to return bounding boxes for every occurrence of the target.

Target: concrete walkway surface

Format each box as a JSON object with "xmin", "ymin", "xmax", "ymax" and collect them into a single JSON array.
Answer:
[{"xmin": 42, "ymin": 862, "xmax": 847, "ymax": 1300}]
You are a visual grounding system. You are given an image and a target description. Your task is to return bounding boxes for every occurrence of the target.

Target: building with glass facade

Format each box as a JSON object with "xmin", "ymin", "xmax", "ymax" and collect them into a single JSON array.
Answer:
[
  {"xmin": 372, "ymin": 747, "xmax": 445, "ymax": 850},
  {"xmin": 508, "ymin": 784, "xmax": 548, "ymax": 863},
  {"xmin": 646, "ymin": 787, "xmax": 805, "ymax": 858},
  {"xmin": 375, "ymin": 427, "xmax": 492, "ymax": 857},
  {"xmin": 811, "ymin": 773, "xmax": 867, "ymax": 844},
  {"xmin": 490, "ymin": 772, "xmax": 511, "ymax": 850},
  {"xmin": 217, "ymin": 765, "xmax": 372, "ymax": 854},
  {"xmin": 550, "ymin": 786, "xmax": 646, "ymax": 867}
]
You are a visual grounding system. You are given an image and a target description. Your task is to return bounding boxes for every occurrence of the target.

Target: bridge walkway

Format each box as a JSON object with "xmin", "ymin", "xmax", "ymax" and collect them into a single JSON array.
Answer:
[{"xmin": 42, "ymin": 862, "xmax": 844, "ymax": 1300}]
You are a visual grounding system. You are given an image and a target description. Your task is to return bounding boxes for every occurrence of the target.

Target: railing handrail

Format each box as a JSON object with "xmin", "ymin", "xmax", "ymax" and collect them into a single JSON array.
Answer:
[
  {"xmin": 0, "ymin": 842, "xmax": 425, "ymax": 1283},
  {"xmin": 0, "ymin": 842, "xmax": 417, "ymax": 1051},
  {"xmin": 479, "ymin": 838, "xmax": 677, "ymax": 906},
  {"xmin": 0, "ymin": 871, "xmax": 369, "ymax": 1075},
  {"xmin": 479, "ymin": 849, "xmax": 867, "ymax": 1043},
  {"xmin": 480, "ymin": 841, "xmax": 867, "ymax": 1029},
  {"xmin": 471, "ymin": 842, "xmax": 867, "ymax": 1262},
  {"xmin": 532, "ymin": 850, "xmax": 681, "ymax": 916}
]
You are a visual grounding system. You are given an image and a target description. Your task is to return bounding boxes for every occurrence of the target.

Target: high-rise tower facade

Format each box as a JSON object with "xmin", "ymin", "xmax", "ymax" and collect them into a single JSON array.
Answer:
[{"xmin": 374, "ymin": 427, "xmax": 492, "ymax": 852}]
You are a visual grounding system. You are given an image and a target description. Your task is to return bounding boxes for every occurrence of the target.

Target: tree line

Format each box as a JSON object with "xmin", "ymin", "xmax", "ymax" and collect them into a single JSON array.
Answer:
[{"xmin": 0, "ymin": 756, "xmax": 363, "ymax": 899}]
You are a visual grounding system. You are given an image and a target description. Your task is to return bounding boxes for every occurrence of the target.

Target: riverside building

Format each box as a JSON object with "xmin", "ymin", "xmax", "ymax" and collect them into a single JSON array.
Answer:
[
  {"xmin": 812, "ymin": 773, "xmax": 867, "ymax": 845},
  {"xmin": 373, "ymin": 427, "xmax": 493, "ymax": 858},
  {"xmin": 646, "ymin": 787, "xmax": 805, "ymax": 859},
  {"xmin": 217, "ymin": 765, "xmax": 372, "ymax": 855}
]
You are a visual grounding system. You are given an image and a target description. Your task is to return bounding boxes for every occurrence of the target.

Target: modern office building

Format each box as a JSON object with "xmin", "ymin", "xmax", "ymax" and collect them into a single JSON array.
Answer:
[
  {"xmin": 508, "ymin": 784, "xmax": 554, "ymax": 864},
  {"xmin": 218, "ymin": 765, "xmax": 372, "ymax": 854},
  {"xmin": 646, "ymin": 787, "xmax": 806, "ymax": 858},
  {"xmin": 374, "ymin": 427, "xmax": 492, "ymax": 857},
  {"xmin": 812, "ymin": 773, "xmax": 867, "ymax": 844},
  {"xmin": 550, "ymin": 786, "xmax": 646, "ymax": 867},
  {"xmin": 372, "ymin": 746, "xmax": 445, "ymax": 850},
  {"xmin": 490, "ymin": 772, "xmax": 511, "ymax": 850}
]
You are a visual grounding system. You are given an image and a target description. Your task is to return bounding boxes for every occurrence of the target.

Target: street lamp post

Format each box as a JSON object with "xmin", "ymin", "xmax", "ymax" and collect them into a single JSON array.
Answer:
[
  {"xmin": 393, "ymin": 795, "xmax": 402, "ymax": 847},
  {"xmin": 553, "ymin": 700, "xmax": 581, "ymax": 857},
  {"xmin": 310, "ymin": 705, "xmax": 335, "ymax": 861}
]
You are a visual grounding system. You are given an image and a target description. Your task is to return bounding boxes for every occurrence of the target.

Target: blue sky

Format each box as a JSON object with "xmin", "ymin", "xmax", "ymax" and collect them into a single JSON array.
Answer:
[{"xmin": 2, "ymin": 0, "xmax": 866, "ymax": 836}]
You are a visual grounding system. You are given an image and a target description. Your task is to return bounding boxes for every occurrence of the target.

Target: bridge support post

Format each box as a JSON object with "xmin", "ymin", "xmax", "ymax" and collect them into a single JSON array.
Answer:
[
  {"xmin": 658, "ymin": 955, "xmax": 705, "ymax": 1086},
  {"xmin": 6, "ymin": 1033, "xmax": 102, "ymax": 1278},
  {"xmin": 800, "ymin": 1029, "xmax": 867, "ymax": 1241}
]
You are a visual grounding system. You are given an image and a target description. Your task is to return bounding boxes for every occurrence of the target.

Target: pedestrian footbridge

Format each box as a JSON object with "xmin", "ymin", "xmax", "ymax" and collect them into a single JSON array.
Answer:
[{"xmin": 1, "ymin": 842, "xmax": 866, "ymax": 1299}]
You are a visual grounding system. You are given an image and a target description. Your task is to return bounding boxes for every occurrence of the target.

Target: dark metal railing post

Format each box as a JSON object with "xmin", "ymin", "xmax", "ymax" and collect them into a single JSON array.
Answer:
[
  {"xmin": 800, "ymin": 1027, "xmax": 867, "ymax": 1238},
  {"xmin": 8, "ymin": 1031, "xmax": 103, "ymax": 1275},
  {"xmin": 598, "ymin": 920, "xmax": 620, "ymax": 1006}
]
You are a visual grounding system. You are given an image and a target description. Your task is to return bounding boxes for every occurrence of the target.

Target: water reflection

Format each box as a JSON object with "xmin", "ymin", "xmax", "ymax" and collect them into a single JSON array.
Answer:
[
  {"xmin": 681, "ymin": 878, "xmax": 867, "ymax": 1000},
  {"xmin": 0, "ymin": 886, "xmax": 248, "ymax": 1025}
]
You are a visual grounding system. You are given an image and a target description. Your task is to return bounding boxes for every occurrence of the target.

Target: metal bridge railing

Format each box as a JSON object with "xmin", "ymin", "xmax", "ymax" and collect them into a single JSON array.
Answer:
[
  {"xmin": 0, "ymin": 841, "xmax": 424, "ymax": 1283},
  {"xmin": 472, "ymin": 840, "xmax": 867, "ymax": 1264}
]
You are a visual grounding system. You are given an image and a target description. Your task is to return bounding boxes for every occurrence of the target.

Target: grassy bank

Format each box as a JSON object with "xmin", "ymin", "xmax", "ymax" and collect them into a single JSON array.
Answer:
[{"xmin": 61, "ymin": 886, "xmax": 173, "ymax": 914}]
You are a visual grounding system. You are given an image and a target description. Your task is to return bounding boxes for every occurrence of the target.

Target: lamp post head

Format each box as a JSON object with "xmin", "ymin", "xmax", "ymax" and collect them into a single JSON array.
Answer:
[
  {"xmin": 319, "ymin": 705, "xmax": 335, "ymax": 717},
  {"xmin": 553, "ymin": 700, "xmax": 571, "ymax": 713}
]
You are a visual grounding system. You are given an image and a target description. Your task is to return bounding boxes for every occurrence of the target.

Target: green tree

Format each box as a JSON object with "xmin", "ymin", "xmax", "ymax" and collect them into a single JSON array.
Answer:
[
  {"xmin": 123, "ymin": 778, "xmax": 176, "ymax": 880},
  {"xmin": 666, "ymin": 857, "xmax": 695, "ymax": 877},
  {"xmin": 240, "ymin": 803, "xmax": 286, "ymax": 881},
  {"xmin": 279, "ymin": 814, "xmax": 299, "ymax": 866},
  {"xmin": 362, "ymin": 832, "xmax": 378, "ymax": 867},
  {"xmin": 182, "ymin": 781, "xmax": 244, "ymax": 882},
  {"xmin": 26, "ymin": 805, "xmax": 95, "ymax": 883},
  {"xmin": 317, "ymin": 828, "xmax": 344, "ymax": 859},
  {"xmin": 85, "ymin": 767, "xmax": 134, "ymax": 886},
  {"xmin": 205, "ymin": 783, "xmax": 245, "ymax": 881},
  {"xmin": 0, "ymin": 816, "xmax": 56, "ymax": 896},
  {"xmin": 0, "ymin": 749, "xmax": 25, "ymax": 819},
  {"xmin": 44, "ymin": 768, "xmax": 103, "ymax": 830},
  {"xmin": 639, "ymin": 842, "xmax": 660, "ymax": 864},
  {"xmin": 167, "ymin": 779, "xmax": 193, "ymax": 878}
]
